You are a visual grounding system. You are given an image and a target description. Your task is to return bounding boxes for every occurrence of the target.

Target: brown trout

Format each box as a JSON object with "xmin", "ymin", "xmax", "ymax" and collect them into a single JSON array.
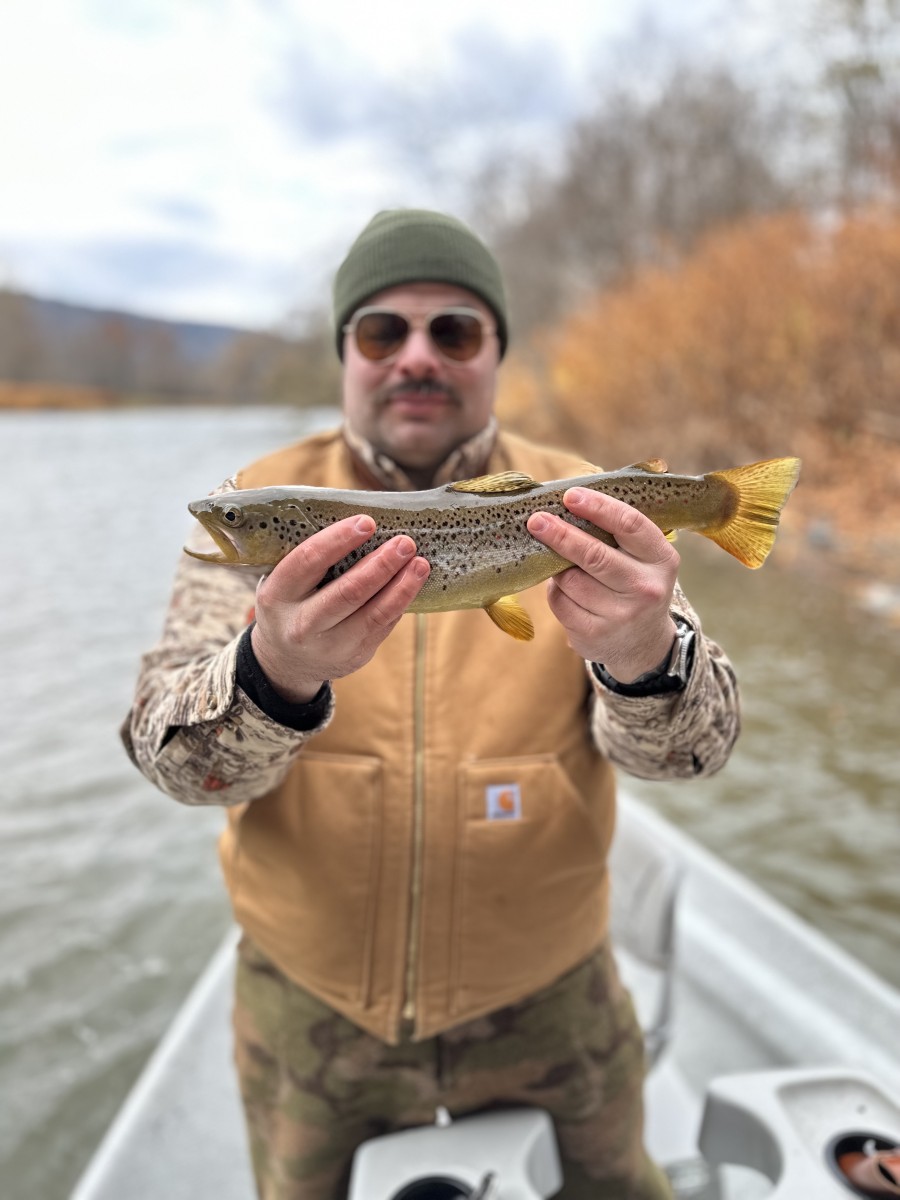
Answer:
[{"xmin": 185, "ymin": 456, "xmax": 801, "ymax": 640}]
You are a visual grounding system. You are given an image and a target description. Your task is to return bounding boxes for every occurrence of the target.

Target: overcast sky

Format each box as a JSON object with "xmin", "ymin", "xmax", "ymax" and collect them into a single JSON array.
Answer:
[{"xmin": 0, "ymin": 0, "xmax": 791, "ymax": 330}]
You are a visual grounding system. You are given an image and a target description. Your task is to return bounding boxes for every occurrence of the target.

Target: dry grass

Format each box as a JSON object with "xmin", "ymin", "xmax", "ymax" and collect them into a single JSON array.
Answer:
[{"xmin": 0, "ymin": 381, "xmax": 119, "ymax": 410}]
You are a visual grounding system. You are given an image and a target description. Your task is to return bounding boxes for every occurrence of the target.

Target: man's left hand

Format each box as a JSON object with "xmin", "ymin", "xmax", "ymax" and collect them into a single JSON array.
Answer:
[{"xmin": 526, "ymin": 488, "xmax": 680, "ymax": 683}]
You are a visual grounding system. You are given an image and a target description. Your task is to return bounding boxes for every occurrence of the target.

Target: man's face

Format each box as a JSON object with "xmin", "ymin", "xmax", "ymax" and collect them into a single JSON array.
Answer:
[{"xmin": 341, "ymin": 282, "xmax": 500, "ymax": 480}]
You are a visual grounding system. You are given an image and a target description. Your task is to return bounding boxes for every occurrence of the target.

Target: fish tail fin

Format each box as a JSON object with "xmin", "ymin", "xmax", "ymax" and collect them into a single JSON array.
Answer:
[{"xmin": 702, "ymin": 457, "xmax": 801, "ymax": 568}]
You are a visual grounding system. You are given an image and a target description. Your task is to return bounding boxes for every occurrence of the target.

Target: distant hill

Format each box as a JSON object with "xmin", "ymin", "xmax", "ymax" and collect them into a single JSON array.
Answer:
[
  {"xmin": 0, "ymin": 288, "xmax": 340, "ymax": 407},
  {"xmin": 18, "ymin": 293, "xmax": 247, "ymax": 366},
  {"xmin": 0, "ymin": 288, "xmax": 296, "ymax": 402}
]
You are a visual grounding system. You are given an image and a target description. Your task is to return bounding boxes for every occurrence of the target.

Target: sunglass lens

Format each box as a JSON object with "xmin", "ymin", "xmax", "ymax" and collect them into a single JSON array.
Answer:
[
  {"xmin": 354, "ymin": 312, "xmax": 409, "ymax": 360},
  {"xmin": 429, "ymin": 312, "xmax": 483, "ymax": 361}
]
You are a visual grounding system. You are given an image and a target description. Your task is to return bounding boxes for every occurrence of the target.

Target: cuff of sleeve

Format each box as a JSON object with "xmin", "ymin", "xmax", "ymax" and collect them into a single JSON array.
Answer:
[
  {"xmin": 590, "ymin": 659, "xmax": 685, "ymax": 696},
  {"xmin": 236, "ymin": 625, "xmax": 332, "ymax": 731}
]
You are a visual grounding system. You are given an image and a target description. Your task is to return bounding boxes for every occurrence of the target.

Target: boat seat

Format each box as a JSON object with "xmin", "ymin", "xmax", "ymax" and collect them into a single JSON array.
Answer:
[
  {"xmin": 608, "ymin": 808, "xmax": 683, "ymax": 1069},
  {"xmin": 698, "ymin": 1066, "xmax": 900, "ymax": 1198},
  {"xmin": 347, "ymin": 1107, "xmax": 562, "ymax": 1200}
]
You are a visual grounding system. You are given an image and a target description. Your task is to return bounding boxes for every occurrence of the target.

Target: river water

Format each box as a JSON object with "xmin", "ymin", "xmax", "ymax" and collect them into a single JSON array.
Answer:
[{"xmin": 3, "ymin": 407, "xmax": 899, "ymax": 1200}]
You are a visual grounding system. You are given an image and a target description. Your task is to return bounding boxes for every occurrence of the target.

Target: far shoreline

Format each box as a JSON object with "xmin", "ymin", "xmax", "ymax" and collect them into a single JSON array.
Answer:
[{"xmin": 8, "ymin": 384, "xmax": 900, "ymax": 631}]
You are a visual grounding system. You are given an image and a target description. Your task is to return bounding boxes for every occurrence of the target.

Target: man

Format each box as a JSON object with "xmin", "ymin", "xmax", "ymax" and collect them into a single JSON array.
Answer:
[{"xmin": 123, "ymin": 208, "xmax": 740, "ymax": 1199}]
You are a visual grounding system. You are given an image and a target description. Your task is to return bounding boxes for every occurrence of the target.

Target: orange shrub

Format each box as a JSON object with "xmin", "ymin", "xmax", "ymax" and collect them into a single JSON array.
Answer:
[{"xmin": 498, "ymin": 208, "xmax": 900, "ymax": 480}]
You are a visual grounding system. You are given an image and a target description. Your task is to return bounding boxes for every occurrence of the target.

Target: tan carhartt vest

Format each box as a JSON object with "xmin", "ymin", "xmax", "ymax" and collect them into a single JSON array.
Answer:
[{"xmin": 218, "ymin": 427, "xmax": 617, "ymax": 1043}]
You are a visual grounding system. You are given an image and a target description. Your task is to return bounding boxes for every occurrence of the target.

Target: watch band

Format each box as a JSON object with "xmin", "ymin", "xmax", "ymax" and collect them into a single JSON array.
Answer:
[{"xmin": 592, "ymin": 616, "xmax": 696, "ymax": 697}]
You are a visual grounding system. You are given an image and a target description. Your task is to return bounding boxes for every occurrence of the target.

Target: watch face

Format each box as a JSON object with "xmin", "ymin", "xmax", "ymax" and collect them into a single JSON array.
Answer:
[{"xmin": 669, "ymin": 623, "xmax": 696, "ymax": 682}]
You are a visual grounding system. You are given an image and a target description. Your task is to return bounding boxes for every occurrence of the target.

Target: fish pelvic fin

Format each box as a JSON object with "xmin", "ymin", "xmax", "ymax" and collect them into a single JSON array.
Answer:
[
  {"xmin": 486, "ymin": 595, "xmax": 535, "ymax": 641},
  {"xmin": 448, "ymin": 471, "xmax": 539, "ymax": 495},
  {"xmin": 703, "ymin": 457, "xmax": 801, "ymax": 568}
]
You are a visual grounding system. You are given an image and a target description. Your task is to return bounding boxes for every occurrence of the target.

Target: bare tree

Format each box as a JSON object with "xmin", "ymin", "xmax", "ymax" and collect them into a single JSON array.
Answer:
[
  {"xmin": 477, "ymin": 65, "xmax": 798, "ymax": 338},
  {"xmin": 806, "ymin": 0, "xmax": 900, "ymax": 203},
  {"xmin": 0, "ymin": 289, "xmax": 42, "ymax": 381}
]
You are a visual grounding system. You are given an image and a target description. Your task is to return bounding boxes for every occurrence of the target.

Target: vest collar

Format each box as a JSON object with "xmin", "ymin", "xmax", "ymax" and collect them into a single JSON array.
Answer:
[{"xmin": 341, "ymin": 418, "xmax": 498, "ymax": 491}]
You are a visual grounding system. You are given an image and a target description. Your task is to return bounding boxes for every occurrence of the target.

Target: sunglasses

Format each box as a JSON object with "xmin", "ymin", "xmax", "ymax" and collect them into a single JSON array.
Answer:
[{"xmin": 343, "ymin": 306, "xmax": 495, "ymax": 363}]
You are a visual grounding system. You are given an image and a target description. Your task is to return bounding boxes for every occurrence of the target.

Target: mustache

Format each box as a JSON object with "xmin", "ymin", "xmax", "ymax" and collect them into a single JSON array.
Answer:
[{"xmin": 378, "ymin": 379, "xmax": 460, "ymax": 407}]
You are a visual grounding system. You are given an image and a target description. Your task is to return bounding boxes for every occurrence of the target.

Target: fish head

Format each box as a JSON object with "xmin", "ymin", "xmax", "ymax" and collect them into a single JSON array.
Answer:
[{"xmin": 184, "ymin": 490, "xmax": 319, "ymax": 567}]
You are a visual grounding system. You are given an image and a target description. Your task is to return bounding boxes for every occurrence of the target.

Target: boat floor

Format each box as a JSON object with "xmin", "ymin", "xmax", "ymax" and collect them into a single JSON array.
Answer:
[
  {"xmin": 70, "ymin": 925, "xmax": 735, "ymax": 1199},
  {"xmin": 71, "ymin": 796, "xmax": 900, "ymax": 1200}
]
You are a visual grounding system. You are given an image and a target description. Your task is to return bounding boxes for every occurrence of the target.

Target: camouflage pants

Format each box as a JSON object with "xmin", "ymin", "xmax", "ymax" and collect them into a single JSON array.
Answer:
[{"xmin": 233, "ymin": 936, "xmax": 672, "ymax": 1200}]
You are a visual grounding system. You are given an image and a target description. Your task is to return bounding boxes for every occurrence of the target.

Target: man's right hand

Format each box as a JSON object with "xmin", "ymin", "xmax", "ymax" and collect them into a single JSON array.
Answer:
[{"xmin": 250, "ymin": 515, "xmax": 430, "ymax": 703}]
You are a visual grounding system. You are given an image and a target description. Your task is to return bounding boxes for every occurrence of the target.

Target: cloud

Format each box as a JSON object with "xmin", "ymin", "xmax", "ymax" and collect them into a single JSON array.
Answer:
[
  {"xmin": 2, "ymin": 233, "xmax": 285, "ymax": 321},
  {"xmin": 261, "ymin": 17, "xmax": 586, "ymax": 225},
  {"xmin": 269, "ymin": 19, "xmax": 579, "ymax": 151},
  {"xmin": 264, "ymin": 36, "xmax": 385, "ymax": 143},
  {"xmin": 85, "ymin": 237, "xmax": 246, "ymax": 290},
  {"xmin": 0, "ymin": 0, "xmax": 801, "ymax": 327},
  {"xmin": 140, "ymin": 197, "xmax": 218, "ymax": 229}
]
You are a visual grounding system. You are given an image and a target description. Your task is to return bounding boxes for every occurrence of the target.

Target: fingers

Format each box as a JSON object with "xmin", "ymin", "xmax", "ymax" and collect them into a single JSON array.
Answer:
[
  {"xmin": 527, "ymin": 489, "xmax": 678, "ymax": 587},
  {"xmin": 350, "ymin": 554, "xmax": 431, "ymax": 633},
  {"xmin": 316, "ymin": 534, "xmax": 424, "ymax": 631},
  {"xmin": 259, "ymin": 513, "xmax": 432, "ymax": 629},
  {"xmin": 257, "ymin": 515, "xmax": 427, "ymax": 621},
  {"xmin": 262, "ymin": 515, "xmax": 379, "ymax": 600},
  {"xmin": 250, "ymin": 517, "xmax": 431, "ymax": 701},
  {"xmin": 527, "ymin": 488, "xmax": 680, "ymax": 671}
]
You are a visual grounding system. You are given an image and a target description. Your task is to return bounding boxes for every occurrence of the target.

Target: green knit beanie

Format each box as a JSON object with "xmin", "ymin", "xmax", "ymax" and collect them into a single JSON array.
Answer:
[{"xmin": 332, "ymin": 208, "xmax": 509, "ymax": 360}]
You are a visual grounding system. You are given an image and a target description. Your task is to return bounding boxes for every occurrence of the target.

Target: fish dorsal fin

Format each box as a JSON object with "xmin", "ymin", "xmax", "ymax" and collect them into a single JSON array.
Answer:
[
  {"xmin": 485, "ymin": 596, "xmax": 535, "ymax": 641},
  {"xmin": 630, "ymin": 458, "xmax": 668, "ymax": 474},
  {"xmin": 577, "ymin": 461, "xmax": 603, "ymax": 474},
  {"xmin": 447, "ymin": 471, "xmax": 540, "ymax": 495}
]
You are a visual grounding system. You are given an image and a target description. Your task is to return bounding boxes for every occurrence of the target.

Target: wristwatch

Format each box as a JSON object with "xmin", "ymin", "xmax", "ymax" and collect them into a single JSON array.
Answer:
[{"xmin": 592, "ymin": 615, "xmax": 696, "ymax": 697}]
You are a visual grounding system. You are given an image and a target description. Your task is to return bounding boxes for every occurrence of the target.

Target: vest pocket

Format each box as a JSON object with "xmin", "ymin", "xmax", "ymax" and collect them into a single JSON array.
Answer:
[
  {"xmin": 228, "ymin": 751, "xmax": 383, "ymax": 1007},
  {"xmin": 451, "ymin": 754, "xmax": 608, "ymax": 1012}
]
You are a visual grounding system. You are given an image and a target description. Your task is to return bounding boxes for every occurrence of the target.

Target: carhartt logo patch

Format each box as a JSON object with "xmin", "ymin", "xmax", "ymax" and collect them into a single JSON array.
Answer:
[{"xmin": 485, "ymin": 783, "xmax": 522, "ymax": 820}]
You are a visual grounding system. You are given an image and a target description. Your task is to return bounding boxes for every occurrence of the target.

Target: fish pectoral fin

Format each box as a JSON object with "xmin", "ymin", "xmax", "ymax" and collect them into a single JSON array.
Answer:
[
  {"xmin": 485, "ymin": 596, "xmax": 535, "ymax": 641},
  {"xmin": 662, "ymin": 529, "xmax": 678, "ymax": 542},
  {"xmin": 447, "ymin": 471, "xmax": 540, "ymax": 495},
  {"xmin": 630, "ymin": 458, "xmax": 669, "ymax": 474}
]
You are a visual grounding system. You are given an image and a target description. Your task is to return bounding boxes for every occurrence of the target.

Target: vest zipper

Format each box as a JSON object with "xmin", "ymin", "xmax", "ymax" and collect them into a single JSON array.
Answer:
[{"xmin": 401, "ymin": 613, "xmax": 428, "ymax": 1033}]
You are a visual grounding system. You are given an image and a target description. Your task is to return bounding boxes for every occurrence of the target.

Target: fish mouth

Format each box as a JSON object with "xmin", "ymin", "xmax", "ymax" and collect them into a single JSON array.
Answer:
[{"xmin": 183, "ymin": 510, "xmax": 240, "ymax": 563}]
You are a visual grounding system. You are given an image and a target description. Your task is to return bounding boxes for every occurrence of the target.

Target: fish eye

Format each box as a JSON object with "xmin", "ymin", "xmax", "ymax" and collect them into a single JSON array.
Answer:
[{"xmin": 221, "ymin": 505, "xmax": 244, "ymax": 526}]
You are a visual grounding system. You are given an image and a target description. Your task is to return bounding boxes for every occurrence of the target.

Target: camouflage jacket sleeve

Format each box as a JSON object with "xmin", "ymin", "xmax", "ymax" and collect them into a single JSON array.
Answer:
[
  {"xmin": 588, "ymin": 584, "xmax": 740, "ymax": 780},
  {"xmin": 120, "ymin": 479, "xmax": 334, "ymax": 807}
]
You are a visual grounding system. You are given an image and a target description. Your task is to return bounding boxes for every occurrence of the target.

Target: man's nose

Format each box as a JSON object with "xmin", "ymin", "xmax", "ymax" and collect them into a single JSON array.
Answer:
[{"xmin": 395, "ymin": 326, "xmax": 441, "ymax": 373}]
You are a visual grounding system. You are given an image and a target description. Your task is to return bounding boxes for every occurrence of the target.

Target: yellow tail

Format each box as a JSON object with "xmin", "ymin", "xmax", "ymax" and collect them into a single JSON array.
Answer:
[{"xmin": 703, "ymin": 457, "xmax": 801, "ymax": 568}]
